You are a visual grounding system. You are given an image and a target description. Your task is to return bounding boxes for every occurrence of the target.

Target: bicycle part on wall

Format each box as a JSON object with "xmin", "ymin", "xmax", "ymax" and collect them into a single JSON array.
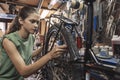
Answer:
[
  {"xmin": 104, "ymin": 0, "xmax": 116, "ymax": 38},
  {"xmin": 86, "ymin": 0, "xmax": 120, "ymax": 46},
  {"xmin": 106, "ymin": 15, "xmax": 115, "ymax": 37}
]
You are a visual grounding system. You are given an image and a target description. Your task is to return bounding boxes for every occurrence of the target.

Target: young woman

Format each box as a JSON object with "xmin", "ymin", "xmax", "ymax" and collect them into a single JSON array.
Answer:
[{"xmin": 0, "ymin": 6, "xmax": 67, "ymax": 80}]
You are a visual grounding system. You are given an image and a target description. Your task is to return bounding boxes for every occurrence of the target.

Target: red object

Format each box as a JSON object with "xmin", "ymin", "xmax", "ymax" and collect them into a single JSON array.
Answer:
[{"xmin": 77, "ymin": 36, "xmax": 82, "ymax": 48}]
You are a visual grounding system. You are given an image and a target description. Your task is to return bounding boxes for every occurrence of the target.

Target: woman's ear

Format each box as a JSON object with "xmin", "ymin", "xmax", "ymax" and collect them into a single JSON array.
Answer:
[{"xmin": 18, "ymin": 18, "xmax": 24, "ymax": 25}]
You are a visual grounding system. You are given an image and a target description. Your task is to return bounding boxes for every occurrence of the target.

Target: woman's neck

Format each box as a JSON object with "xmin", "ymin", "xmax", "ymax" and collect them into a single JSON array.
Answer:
[{"xmin": 18, "ymin": 29, "xmax": 29, "ymax": 39}]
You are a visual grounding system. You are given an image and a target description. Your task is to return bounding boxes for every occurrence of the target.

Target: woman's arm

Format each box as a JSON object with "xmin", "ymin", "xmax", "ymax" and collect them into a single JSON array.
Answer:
[{"xmin": 3, "ymin": 38, "xmax": 67, "ymax": 77}]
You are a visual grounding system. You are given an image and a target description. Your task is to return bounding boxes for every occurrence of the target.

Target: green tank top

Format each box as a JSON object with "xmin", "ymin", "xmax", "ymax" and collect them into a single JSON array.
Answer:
[{"xmin": 0, "ymin": 31, "xmax": 35, "ymax": 80}]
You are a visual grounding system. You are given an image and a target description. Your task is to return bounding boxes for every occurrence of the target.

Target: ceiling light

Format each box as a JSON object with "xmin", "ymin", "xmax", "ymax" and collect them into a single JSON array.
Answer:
[
  {"xmin": 40, "ymin": 9, "xmax": 49, "ymax": 19},
  {"xmin": 48, "ymin": 0, "xmax": 58, "ymax": 9}
]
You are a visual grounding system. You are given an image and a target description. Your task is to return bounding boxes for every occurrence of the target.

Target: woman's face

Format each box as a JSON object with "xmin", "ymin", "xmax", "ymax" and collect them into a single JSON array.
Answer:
[{"xmin": 21, "ymin": 12, "xmax": 40, "ymax": 34}]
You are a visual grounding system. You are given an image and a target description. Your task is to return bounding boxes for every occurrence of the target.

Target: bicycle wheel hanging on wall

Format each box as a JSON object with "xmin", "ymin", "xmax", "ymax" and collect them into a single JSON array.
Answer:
[{"xmin": 41, "ymin": 24, "xmax": 82, "ymax": 80}]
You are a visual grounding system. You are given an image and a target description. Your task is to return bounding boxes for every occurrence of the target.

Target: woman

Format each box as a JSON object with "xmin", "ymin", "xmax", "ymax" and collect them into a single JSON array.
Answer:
[{"xmin": 0, "ymin": 6, "xmax": 67, "ymax": 80}]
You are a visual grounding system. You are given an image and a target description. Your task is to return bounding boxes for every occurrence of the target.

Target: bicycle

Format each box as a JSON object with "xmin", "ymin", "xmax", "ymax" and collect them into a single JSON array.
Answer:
[
  {"xmin": 38, "ymin": 0, "xmax": 120, "ymax": 80},
  {"xmin": 41, "ymin": 13, "xmax": 82, "ymax": 80}
]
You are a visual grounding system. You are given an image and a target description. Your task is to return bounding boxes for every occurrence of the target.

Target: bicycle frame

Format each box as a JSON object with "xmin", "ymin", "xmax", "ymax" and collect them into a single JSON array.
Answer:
[{"xmin": 46, "ymin": 14, "xmax": 82, "ymax": 60}]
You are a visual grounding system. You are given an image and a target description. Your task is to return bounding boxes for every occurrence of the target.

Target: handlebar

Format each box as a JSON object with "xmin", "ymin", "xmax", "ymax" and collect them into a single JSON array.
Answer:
[{"xmin": 50, "ymin": 14, "xmax": 78, "ymax": 25}]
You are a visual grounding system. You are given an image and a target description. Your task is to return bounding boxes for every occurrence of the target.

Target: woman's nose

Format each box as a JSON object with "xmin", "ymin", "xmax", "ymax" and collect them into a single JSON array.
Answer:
[
  {"xmin": 34, "ymin": 26, "xmax": 38, "ymax": 31},
  {"xmin": 34, "ymin": 23, "xmax": 39, "ymax": 28}
]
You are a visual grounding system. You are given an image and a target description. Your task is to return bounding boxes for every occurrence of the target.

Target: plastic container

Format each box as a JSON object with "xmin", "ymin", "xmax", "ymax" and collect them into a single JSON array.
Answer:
[
  {"xmin": 92, "ymin": 45, "xmax": 99, "ymax": 54},
  {"xmin": 109, "ymin": 46, "xmax": 113, "ymax": 56},
  {"xmin": 111, "ymin": 35, "xmax": 120, "ymax": 55}
]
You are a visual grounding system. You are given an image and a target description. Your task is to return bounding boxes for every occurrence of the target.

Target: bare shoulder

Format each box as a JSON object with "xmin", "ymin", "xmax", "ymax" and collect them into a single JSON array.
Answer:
[
  {"xmin": 3, "ymin": 38, "xmax": 14, "ymax": 45},
  {"xmin": 2, "ymin": 38, "xmax": 16, "ymax": 51}
]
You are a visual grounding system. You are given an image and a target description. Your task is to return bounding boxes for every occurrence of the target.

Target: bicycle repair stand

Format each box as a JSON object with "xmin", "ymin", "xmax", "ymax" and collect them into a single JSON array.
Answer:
[
  {"xmin": 83, "ymin": 0, "xmax": 96, "ymax": 80},
  {"xmin": 84, "ymin": 0, "xmax": 96, "ymax": 64},
  {"xmin": 83, "ymin": 0, "xmax": 120, "ymax": 80}
]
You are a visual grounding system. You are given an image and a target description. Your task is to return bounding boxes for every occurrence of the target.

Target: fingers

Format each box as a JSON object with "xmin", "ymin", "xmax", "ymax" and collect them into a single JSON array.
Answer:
[
  {"xmin": 55, "ymin": 44, "xmax": 67, "ymax": 49},
  {"xmin": 55, "ymin": 48, "xmax": 67, "ymax": 53},
  {"xmin": 49, "ymin": 44, "xmax": 68, "ymax": 59},
  {"xmin": 55, "ymin": 45, "xmax": 67, "ymax": 52}
]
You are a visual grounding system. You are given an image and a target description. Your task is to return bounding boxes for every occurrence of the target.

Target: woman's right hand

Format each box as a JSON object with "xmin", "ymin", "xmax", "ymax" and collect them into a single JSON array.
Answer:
[{"xmin": 48, "ymin": 44, "xmax": 67, "ymax": 60}]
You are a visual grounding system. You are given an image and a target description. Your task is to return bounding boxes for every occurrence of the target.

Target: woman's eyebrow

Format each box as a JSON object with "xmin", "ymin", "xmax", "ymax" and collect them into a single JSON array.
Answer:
[{"xmin": 29, "ymin": 19, "xmax": 39, "ymax": 22}]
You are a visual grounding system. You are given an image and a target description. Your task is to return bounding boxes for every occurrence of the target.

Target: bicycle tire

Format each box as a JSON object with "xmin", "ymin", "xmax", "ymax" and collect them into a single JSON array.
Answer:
[{"xmin": 42, "ymin": 24, "xmax": 81, "ymax": 80}]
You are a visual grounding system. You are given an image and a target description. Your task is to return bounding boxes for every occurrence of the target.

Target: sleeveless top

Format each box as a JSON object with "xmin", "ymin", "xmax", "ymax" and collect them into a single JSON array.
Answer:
[{"xmin": 0, "ymin": 31, "xmax": 35, "ymax": 80}]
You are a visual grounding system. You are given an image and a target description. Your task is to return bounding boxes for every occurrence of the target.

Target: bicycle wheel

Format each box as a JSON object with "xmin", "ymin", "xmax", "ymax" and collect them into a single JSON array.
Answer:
[{"xmin": 42, "ymin": 24, "xmax": 81, "ymax": 80}]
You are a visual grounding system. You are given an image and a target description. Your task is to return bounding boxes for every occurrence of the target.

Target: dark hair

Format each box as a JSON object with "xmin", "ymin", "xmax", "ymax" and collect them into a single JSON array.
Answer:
[{"xmin": 8, "ymin": 6, "xmax": 38, "ymax": 33}]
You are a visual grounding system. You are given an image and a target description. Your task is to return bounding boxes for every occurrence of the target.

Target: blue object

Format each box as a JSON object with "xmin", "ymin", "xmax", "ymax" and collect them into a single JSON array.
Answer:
[
  {"xmin": 57, "ymin": 40, "xmax": 64, "ymax": 45},
  {"xmin": 93, "ymin": 16, "xmax": 98, "ymax": 32},
  {"xmin": 98, "ymin": 57, "xmax": 118, "ymax": 66}
]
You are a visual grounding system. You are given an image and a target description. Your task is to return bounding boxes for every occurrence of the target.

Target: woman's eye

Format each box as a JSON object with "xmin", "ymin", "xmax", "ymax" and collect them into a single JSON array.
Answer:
[
  {"xmin": 30, "ymin": 20, "xmax": 39, "ymax": 24},
  {"xmin": 36, "ymin": 21, "xmax": 39, "ymax": 24},
  {"xmin": 30, "ymin": 20, "xmax": 35, "ymax": 23},
  {"xmin": 37, "ymin": 21, "xmax": 39, "ymax": 24}
]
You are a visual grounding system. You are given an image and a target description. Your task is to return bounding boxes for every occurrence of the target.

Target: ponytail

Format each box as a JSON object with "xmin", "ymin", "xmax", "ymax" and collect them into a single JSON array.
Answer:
[{"xmin": 7, "ymin": 16, "xmax": 21, "ymax": 34}]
